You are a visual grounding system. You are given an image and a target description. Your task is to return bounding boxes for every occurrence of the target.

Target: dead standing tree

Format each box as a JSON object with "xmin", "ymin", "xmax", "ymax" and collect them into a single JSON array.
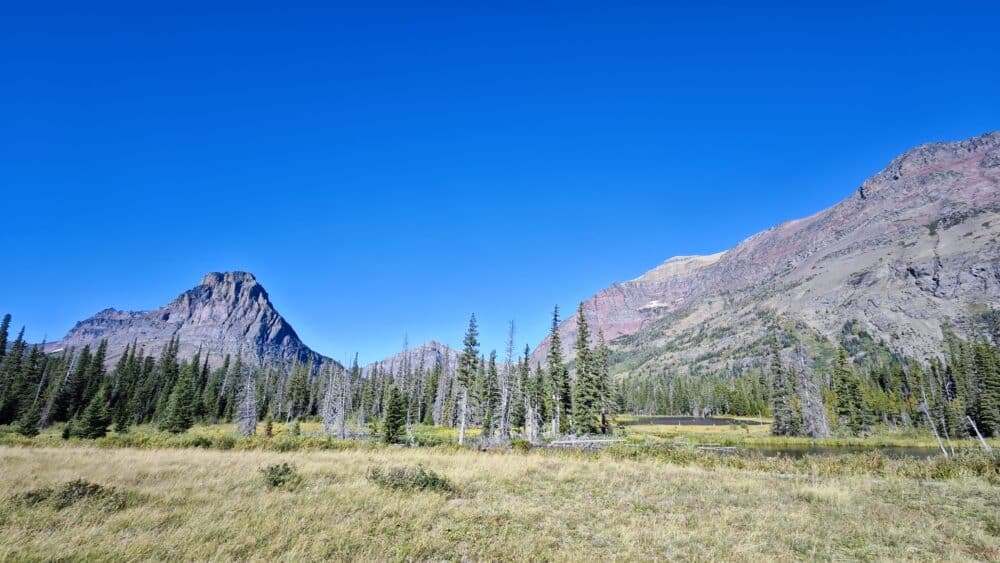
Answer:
[{"xmin": 235, "ymin": 368, "xmax": 257, "ymax": 437}]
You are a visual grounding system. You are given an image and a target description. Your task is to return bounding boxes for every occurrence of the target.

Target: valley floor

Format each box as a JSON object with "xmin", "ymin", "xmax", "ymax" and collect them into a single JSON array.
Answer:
[{"xmin": 2, "ymin": 444, "xmax": 999, "ymax": 561}]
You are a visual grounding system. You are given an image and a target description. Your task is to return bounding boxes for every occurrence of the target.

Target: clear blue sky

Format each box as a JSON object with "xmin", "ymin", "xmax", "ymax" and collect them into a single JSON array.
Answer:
[{"xmin": 2, "ymin": 1, "xmax": 998, "ymax": 363}]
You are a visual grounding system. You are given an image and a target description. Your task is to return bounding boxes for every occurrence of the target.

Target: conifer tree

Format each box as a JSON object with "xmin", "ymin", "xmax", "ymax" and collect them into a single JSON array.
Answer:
[
  {"xmin": 287, "ymin": 361, "xmax": 310, "ymax": 421},
  {"xmin": 572, "ymin": 303, "xmax": 600, "ymax": 434},
  {"xmin": 0, "ymin": 328, "xmax": 27, "ymax": 423},
  {"xmin": 974, "ymin": 341, "xmax": 1000, "ymax": 436},
  {"xmin": 15, "ymin": 399, "xmax": 41, "ymax": 436},
  {"xmin": 480, "ymin": 351, "xmax": 500, "ymax": 437},
  {"xmin": 162, "ymin": 362, "xmax": 197, "ymax": 433},
  {"xmin": 770, "ymin": 346, "xmax": 796, "ymax": 436},
  {"xmin": 382, "ymin": 384, "xmax": 407, "ymax": 444},
  {"xmin": 457, "ymin": 314, "xmax": 479, "ymax": 445},
  {"xmin": 833, "ymin": 347, "xmax": 865, "ymax": 435},
  {"xmin": 594, "ymin": 331, "xmax": 614, "ymax": 434},
  {"xmin": 547, "ymin": 306, "xmax": 571, "ymax": 434},
  {"xmin": 76, "ymin": 387, "xmax": 111, "ymax": 439},
  {"xmin": 0, "ymin": 313, "xmax": 10, "ymax": 359}
]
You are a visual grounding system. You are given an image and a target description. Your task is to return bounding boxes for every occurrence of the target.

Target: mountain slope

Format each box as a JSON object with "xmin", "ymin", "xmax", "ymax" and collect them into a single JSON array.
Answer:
[
  {"xmin": 534, "ymin": 131, "xmax": 1000, "ymax": 373},
  {"xmin": 47, "ymin": 272, "xmax": 330, "ymax": 368},
  {"xmin": 362, "ymin": 340, "xmax": 457, "ymax": 377}
]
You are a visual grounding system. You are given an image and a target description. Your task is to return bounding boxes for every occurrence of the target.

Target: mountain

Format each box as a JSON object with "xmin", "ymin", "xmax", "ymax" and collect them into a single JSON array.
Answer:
[
  {"xmin": 362, "ymin": 340, "xmax": 457, "ymax": 377},
  {"xmin": 534, "ymin": 131, "xmax": 1000, "ymax": 373},
  {"xmin": 46, "ymin": 272, "xmax": 330, "ymax": 369}
]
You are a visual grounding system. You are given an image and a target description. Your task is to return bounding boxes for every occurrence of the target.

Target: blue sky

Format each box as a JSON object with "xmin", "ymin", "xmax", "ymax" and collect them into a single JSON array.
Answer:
[{"xmin": 2, "ymin": 1, "xmax": 998, "ymax": 363}]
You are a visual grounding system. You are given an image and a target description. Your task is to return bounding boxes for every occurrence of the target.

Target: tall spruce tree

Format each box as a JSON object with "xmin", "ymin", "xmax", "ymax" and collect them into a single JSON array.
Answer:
[
  {"xmin": 480, "ymin": 351, "xmax": 500, "ymax": 437},
  {"xmin": 547, "ymin": 306, "xmax": 571, "ymax": 434},
  {"xmin": 382, "ymin": 384, "xmax": 407, "ymax": 444},
  {"xmin": 594, "ymin": 331, "xmax": 613, "ymax": 434},
  {"xmin": 974, "ymin": 341, "xmax": 1000, "ymax": 436},
  {"xmin": 162, "ymin": 361, "xmax": 197, "ymax": 433},
  {"xmin": 0, "ymin": 313, "xmax": 10, "ymax": 359},
  {"xmin": 770, "ymin": 345, "xmax": 797, "ymax": 436},
  {"xmin": 15, "ymin": 399, "xmax": 41, "ymax": 436},
  {"xmin": 76, "ymin": 386, "xmax": 111, "ymax": 439},
  {"xmin": 457, "ymin": 314, "xmax": 479, "ymax": 445},
  {"xmin": 833, "ymin": 347, "xmax": 866, "ymax": 435},
  {"xmin": 572, "ymin": 303, "xmax": 600, "ymax": 434}
]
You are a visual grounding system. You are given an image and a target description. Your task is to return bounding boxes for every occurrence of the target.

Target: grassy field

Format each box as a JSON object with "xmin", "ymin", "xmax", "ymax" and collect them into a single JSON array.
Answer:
[
  {"xmin": 1, "ymin": 444, "xmax": 999, "ymax": 561},
  {"xmin": 2, "ymin": 420, "xmax": 999, "ymax": 560}
]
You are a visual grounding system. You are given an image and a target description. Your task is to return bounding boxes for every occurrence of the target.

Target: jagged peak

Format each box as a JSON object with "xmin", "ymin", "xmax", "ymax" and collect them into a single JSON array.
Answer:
[
  {"xmin": 859, "ymin": 130, "xmax": 1000, "ymax": 198},
  {"xmin": 200, "ymin": 271, "xmax": 258, "ymax": 287}
]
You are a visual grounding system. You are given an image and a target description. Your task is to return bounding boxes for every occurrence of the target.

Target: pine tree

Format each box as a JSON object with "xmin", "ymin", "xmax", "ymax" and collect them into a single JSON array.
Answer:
[
  {"xmin": 15, "ymin": 399, "xmax": 41, "ymax": 436},
  {"xmin": 547, "ymin": 306, "xmax": 571, "ymax": 434},
  {"xmin": 572, "ymin": 303, "xmax": 600, "ymax": 434},
  {"xmin": 0, "ymin": 313, "xmax": 10, "ymax": 359},
  {"xmin": 594, "ymin": 331, "xmax": 614, "ymax": 434},
  {"xmin": 974, "ymin": 341, "xmax": 1000, "ymax": 436},
  {"xmin": 833, "ymin": 347, "xmax": 866, "ymax": 435},
  {"xmin": 0, "ymin": 327, "xmax": 26, "ymax": 421},
  {"xmin": 382, "ymin": 384, "xmax": 407, "ymax": 444},
  {"xmin": 162, "ymin": 362, "xmax": 197, "ymax": 433},
  {"xmin": 457, "ymin": 314, "xmax": 479, "ymax": 445},
  {"xmin": 286, "ymin": 361, "xmax": 310, "ymax": 420},
  {"xmin": 76, "ymin": 387, "xmax": 111, "ymax": 439},
  {"xmin": 480, "ymin": 351, "xmax": 500, "ymax": 437},
  {"xmin": 770, "ymin": 346, "xmax": 795, "ymax": 436}
]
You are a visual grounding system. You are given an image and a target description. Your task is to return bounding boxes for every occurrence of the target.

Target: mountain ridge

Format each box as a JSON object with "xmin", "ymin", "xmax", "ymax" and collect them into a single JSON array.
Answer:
[
  {"xmin": 531, "ymin": 131, "xmax": 1000, "ymax": 372},
  {"xmin": 46, "ymin": 271, "xmax": 332, "ymax": 369}
]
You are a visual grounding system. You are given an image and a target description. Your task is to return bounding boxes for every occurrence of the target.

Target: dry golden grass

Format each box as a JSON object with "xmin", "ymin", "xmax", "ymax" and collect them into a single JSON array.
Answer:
[{"xmin": 1, "ymin": 445, "xmax": 998, "ymax": 561}]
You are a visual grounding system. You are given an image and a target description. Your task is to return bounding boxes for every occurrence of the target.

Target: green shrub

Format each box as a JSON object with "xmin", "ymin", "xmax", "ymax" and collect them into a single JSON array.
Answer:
[
  {"xmin": 367, "ymin": 465, "xmax": 453, "ymax": 493},
  {"xmin": 214, "ymin": 435, "xmax": 237, "ymax": 450},
  {"xmin": 260, "ymin": 462, "xmax": 301, "ymax": 489},
  {"xmin": 511, "ymin": 439, "xmax": 532, "ymax": 452}
]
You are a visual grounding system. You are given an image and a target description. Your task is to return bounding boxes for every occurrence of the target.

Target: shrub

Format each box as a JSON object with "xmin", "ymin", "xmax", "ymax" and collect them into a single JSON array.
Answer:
[
  {"xmin": 260, "ymin": 462, "xmax": 301, "ymax": 489},
  {"xmin": 8, "ymin": 479, "xmax": 138, "ymax": 511},
  {"xmin": 511, "ymin": 439, "xmax": 532, "ymax": 452},
  {"xmin": 214, "ymin": 435, "xmax": 237, "ymax": 450},
  {"xmin": 367, "ymin": 465, "xmax": 453, "ymax": 493}
]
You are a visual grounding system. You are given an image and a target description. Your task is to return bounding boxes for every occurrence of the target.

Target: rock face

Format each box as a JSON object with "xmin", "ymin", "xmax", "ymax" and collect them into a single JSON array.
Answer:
[
  {"xmin": 362, "ymin": 340, "xmax": 457, "ymax": 377},
  {"xmin": 534, "ymin": 131, "xmax": 1000, "ymax": 372},
  {"xmin": 47, "ymin": 272, "xmax": 330, "ymax": 369}
]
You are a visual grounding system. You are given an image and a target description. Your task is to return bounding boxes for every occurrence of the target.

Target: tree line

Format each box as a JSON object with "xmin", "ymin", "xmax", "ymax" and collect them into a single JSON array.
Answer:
[
  {"xmin": 5, "ymin": 306, "xmax": 996, "ymax": 443},
  {"xmin": 0, "ymin": 304, "xmax": 620, "ymax": 443}
]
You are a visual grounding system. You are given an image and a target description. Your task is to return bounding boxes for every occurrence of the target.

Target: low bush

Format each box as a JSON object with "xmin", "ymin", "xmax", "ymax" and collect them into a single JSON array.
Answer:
[
  {"xmin": 260, "ymin": 462, "xmax": 302, "ymax": 489},
  {"xmin": 8, "ymin": 479, "xmax": 138, "ymax": 511},
  {"xmin": 367, "ymin": 465, "xmax": 453, "ymax": 493},
  {"xmin": 511, "ymin": 439, "xmax": 532, "ymax": 452}
]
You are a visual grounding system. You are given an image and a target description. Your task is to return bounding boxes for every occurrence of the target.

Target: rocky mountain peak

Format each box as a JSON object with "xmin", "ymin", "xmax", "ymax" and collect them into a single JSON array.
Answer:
[
  {"xmin": 859, "ymin": 131, "xmax": 1000, "ymax": 201},
  {"xmin": 48, "ymin": 272, "xmax": 330, "ymax": 369},
  {"xmin": 533, "ymin": 130, "xmax": 1000, "ymax": 371}
]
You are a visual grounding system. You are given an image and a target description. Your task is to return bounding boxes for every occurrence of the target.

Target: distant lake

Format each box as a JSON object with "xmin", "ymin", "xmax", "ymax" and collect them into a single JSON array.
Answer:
[
  {"xmin": 740, "ymin": 445, "xmax": 943, "ymax": 459},
  {"xmin": 623, "ymin": 416, "xmax": 767, "ymax": 426}
]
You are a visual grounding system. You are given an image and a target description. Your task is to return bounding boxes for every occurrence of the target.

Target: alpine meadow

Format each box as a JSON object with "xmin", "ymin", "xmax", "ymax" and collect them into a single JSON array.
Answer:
[{"xmin": 3, "ymin": 2, "xmax": 1000, "ymax": 561}]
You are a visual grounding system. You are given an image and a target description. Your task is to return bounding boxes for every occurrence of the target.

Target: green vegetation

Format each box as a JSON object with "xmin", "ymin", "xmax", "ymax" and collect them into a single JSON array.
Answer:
[
  {"xmin": 259, "ymin": 462, "xmax": 301, "ymax": 489},
  {"xmin": 366, "ymin": 465, "xmax": 454, "ymax": 493}
]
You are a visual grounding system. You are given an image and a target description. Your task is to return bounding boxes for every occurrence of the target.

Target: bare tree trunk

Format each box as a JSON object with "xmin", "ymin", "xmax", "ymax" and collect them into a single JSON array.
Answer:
[
  {"xmin": 458, "ymin": 387, "xmax": 469, "ymax": 445},
  {"xmin": 498, "ymin": 321, "xmax": 515, "ymax": 439},
  {"xmin": 968, "ymin": 416, "xmax": 993, "ymax": 452},
  {"xmin": 551, "ymin": 389, "xmax": 560, "ymax": 437},
  {"xmin": 236, "ymin": 373, "xmax": 257, "ymax": 437},
  {"xmin": 339, "ymin": 363, "xmax": 349, "ymax": 439},
  {"xmin": 433, "ymin": 348, "xmax": 451, "ymax": 425}
]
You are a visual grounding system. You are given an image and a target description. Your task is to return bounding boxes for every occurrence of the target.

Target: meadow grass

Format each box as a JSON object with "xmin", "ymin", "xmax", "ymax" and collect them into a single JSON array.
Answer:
[{"xmin": 1, "ymin": 444, "xmax": 998, "ymax": 561}]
